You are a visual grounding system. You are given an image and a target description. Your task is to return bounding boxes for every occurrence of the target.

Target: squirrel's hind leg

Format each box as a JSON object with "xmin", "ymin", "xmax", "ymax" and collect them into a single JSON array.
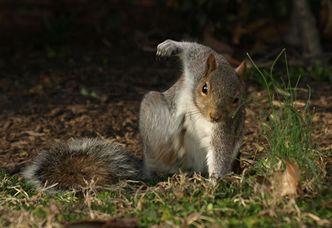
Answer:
[{"xmin": 139, "ymin": 91, "xmax": 185, "ymax": 179}]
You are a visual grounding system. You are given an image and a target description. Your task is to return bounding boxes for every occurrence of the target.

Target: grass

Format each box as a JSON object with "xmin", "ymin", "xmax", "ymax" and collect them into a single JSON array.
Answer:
[
  {"xmin": 0, "ymin": 53, "xmax": 331, "ymax": 227},
  {"xmin": 247, "ymin": 50, "xmax": 322, "ymax": 189},
  {"xmin": 0, "ymin": 172, "xmax": 331, "ymax": 227}
]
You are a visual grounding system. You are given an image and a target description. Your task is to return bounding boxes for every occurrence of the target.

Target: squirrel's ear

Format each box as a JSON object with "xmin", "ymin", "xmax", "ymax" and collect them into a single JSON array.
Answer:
[
  {"xmin": 235, "ymin": 61, "xmax": 246, "ymax": 80},
  {"xmin": 206, "ymin": 53, "xmax": 217, "ymax": 75}
]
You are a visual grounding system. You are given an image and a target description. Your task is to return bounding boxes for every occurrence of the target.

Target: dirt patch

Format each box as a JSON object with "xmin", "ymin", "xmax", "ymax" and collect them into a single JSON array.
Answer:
[{"xmin": 0, "ymin": 45, "xmax": 331, "ymax": 173}]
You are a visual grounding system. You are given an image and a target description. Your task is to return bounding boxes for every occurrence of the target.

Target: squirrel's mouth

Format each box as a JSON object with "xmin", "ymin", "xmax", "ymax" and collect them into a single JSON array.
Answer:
[
  {"xmin": 207, "ymin": 112, "xmax": 222, "ymax": 123},
  {"xmin": 209, "ymin": 116, "xmax": 221, "ymax": 122}
]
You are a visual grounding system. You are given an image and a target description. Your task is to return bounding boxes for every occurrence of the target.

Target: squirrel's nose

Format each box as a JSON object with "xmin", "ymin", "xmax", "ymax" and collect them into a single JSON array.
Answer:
[{"xmin": 209, "ymin": 111, "xmax": 220, "ymax": 122}]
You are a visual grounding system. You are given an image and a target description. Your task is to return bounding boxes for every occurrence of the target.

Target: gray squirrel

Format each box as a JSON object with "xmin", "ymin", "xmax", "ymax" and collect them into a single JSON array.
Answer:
[{"xmin": 22, "ymin": 40, "xmax": 246, "ymax": 190}]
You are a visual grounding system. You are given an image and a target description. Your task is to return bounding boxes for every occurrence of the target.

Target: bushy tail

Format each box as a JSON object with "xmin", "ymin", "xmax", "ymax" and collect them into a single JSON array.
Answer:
[{"xmin": 22, "ymin": 138, "xmax": 143, "ymax": 191}]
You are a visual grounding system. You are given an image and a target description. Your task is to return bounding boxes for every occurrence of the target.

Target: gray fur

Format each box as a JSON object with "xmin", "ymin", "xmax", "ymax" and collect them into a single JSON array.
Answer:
[
  {"xmin": 22, "ymin": 138, "xmax": 142, "ymax": 191},
  {"xmin": 142, "ymin": 40, "xmax": 245, "ymax": 178}
]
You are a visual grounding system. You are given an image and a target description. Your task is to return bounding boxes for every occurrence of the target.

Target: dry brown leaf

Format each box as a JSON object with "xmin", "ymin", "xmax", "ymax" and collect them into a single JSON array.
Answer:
[
  {"xmin": 241, "ymin": 157, "xmax": 256, "ymax": 165},
  {"xmin": 253, "ymin": 143, "xmax": 264, "ymax": 152},
  {"xmin": 293, "ymin": 101, "xmax": 306, "ymax": 108},
  {"xmin": 272, "ymin": 100, "xmax": 284, "ymax": 108},
  {"xmin": 272, "ymin": 160, "xmax": 301, "ymax": 197},
  {"xmin": 185, "ymin": 212, "xmax": 201, "ymax": 225}
]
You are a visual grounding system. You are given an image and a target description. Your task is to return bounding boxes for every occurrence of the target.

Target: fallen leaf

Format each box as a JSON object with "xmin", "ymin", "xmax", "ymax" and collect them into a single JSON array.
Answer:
[
  {"xmin": 253, "ymin": 143, "xmax": 264, "ymax": 152},
  {"xmin": 293, "ymin": 101, "xmax": 306, "ymax": 108},
  {"xmin": 272, "ymin": 160, "xmax": 301, "ymax": 197},
  {"xmin": 185, "ymin": 212, "xmax": 201, "ymax": 225},
  {"xmin": 241, "ymin": 157, "xmax": 256, "ymax": 165},
  {"xmin": 272, "ymin": 100, "xmax": 284, "ymax": 108}
]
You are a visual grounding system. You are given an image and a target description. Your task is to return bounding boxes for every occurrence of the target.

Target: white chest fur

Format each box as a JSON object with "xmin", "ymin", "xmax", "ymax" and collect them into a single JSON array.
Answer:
[{"xmin": 175, "ymin": 79, "xmax": 214, "ymax": 174}]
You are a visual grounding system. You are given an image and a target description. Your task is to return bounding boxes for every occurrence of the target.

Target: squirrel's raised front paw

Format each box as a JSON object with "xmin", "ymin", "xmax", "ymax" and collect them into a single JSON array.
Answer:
[{"xmin": 156, "ymin": 39, "xmax": 181, "ymax": 57}]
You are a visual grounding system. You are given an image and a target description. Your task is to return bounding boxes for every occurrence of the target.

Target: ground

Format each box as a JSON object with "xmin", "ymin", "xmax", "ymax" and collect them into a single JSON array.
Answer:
[{"xmin": 0, "ymin": 43, "xmax": 331, "ymax": 227}]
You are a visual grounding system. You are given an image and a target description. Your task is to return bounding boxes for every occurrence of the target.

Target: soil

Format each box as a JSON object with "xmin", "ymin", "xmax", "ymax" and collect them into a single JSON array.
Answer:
[{"xmin": 0, "ymin": 42, "xmax": 331, "ymax": 173}]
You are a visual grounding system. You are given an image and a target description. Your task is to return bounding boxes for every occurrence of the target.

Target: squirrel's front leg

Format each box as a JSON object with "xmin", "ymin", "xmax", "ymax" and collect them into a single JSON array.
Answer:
[
  {"xmin": 157, "ymin": 39, "xmax": 211, "ymax": 79},
  {"xmin": 207, "ymin": 131, "xmax": 236, "ymax": 181},
  {"xmin": 207, "ymin": 149, "xmax": 232, "ymax": 181},
  {"xmin": 156, "ymin": 39, "xmax": 183, "ymax": 57}
]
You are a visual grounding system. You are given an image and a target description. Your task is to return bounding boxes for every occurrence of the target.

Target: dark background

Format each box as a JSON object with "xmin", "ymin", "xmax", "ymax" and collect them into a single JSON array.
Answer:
[{"xmin": 1, "ymin": 0, "xmax": 331, "ymax": 61}]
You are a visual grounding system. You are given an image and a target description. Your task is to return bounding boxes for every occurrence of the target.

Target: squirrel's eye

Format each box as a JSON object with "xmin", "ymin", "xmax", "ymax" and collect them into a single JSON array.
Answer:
[
  {"xmin": 202, "ymin": 83, "xmax": 209, "ymax": 95},
  {"xmin": 233, "ymin": 97, "xmax": 239, "ymax": 104}
]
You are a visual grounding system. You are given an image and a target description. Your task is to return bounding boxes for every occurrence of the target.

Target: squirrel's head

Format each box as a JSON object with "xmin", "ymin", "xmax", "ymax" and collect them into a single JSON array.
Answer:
[{"xmin": 195, "ymin": 53, "xmax": 246, "ymax": 123}]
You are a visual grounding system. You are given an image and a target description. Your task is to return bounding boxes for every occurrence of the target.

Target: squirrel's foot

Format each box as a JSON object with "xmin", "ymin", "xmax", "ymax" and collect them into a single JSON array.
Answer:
[
  {"xmin": 156, "ymin": 39, "xmax": 181, "ymax": 57},
  {"xmin": 208, "ymin": 174, "xmax": 221, "ymax": 187}
]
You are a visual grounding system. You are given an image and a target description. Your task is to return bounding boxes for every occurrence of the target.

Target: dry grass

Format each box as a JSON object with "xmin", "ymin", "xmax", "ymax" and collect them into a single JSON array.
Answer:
[{"xmin": 0, "ymin": 167, "xmax": 331, "ymax": 227}]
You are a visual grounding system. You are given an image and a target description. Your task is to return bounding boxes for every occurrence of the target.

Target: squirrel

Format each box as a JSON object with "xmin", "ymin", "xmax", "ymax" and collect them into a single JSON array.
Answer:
[{"xmin": 22, "ymin": 39, "xmax": 246, "ymax": 191}]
